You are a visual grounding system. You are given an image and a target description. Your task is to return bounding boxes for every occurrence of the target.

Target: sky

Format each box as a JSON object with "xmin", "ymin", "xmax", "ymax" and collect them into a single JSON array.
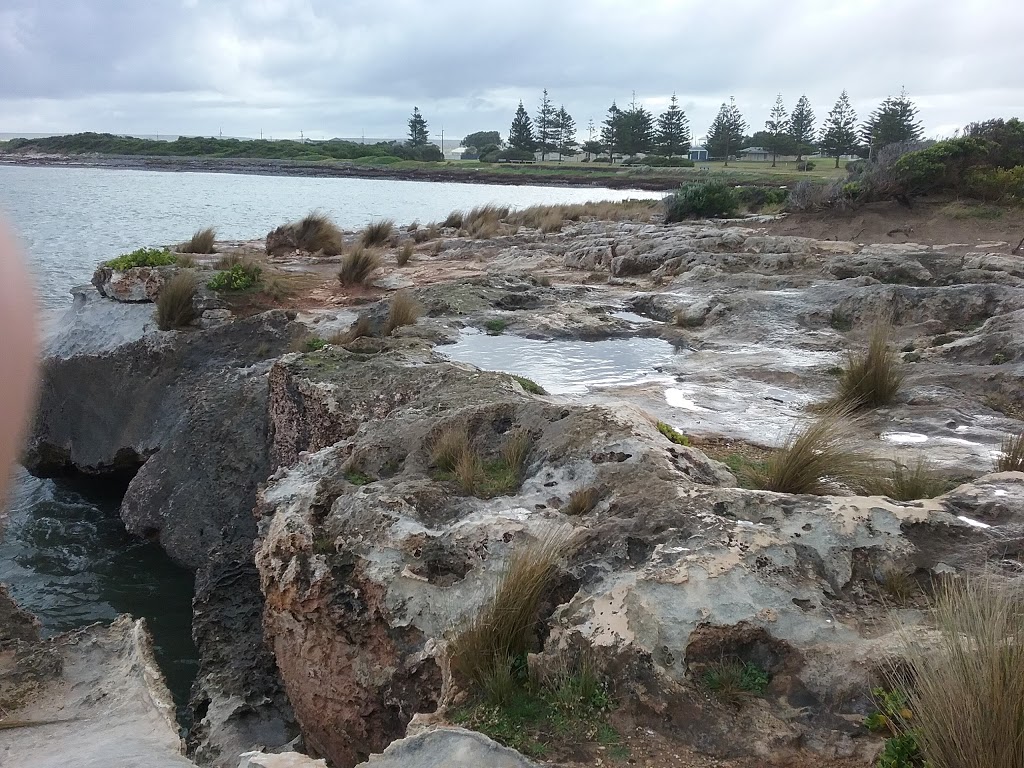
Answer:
[{"xmin": 0, "ymin": 0, "xmax": 1020, "ymax": 145}]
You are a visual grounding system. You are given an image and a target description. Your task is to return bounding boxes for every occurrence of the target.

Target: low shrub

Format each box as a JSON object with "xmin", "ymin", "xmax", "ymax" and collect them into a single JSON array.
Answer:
[
  {"xmin": 664, "ymin": 182, "xmax": 738, "ymax": 221},
  {"xmin": 796, "ymin": 160, "xmax": 815, "ymax": 171},
  {"xmin": 733, "ymin": 186, "xmax": 789, "ymax": 212},
  {"xmin": 360, "ymin": 219, "xmax": 395, "ymax": 248},
  {"xmin": 835, "ymin": 321, "xmax": 905, "ymax": 409},
  {"xmin": 638, "ymin": 155, "xmax": 695, "ymax": 167},
  {"xmin": 965, "ymin": 165, "xmax": 1024, "ymax": 202},
  {"xmin": 383, "ymin": 290, "xmax": 421, "ymax": 334},
  {"xmin": 746, "ymin": 409, "xmax": 873, "ymax": 494},
  {"xmin": 105, "ymin": 247, "xmax": 177, "ymax": 270},
  {"xmin": 155, "ymin": 272, "xmax": 198, "ymax": 330},
  {"xmin": 337, "ymin": 246, "xmax": 381, "ymax": 286},
  {"xmin": 484, "ymin": 318, "xmax": 507, "ymax": 334},
  {"xmin": 208, "ymin": 262, "xmax": 262, "ymax": 291},
  {"xmin": 177, "ymin": 226, "xmax": 216, "ymax": 254}
]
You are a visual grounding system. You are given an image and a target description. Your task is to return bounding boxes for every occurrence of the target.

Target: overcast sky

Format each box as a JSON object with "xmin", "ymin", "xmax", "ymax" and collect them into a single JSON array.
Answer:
[{"xmin": 1, "ymin": 0, "xmax": 1020, "ymax": 144}]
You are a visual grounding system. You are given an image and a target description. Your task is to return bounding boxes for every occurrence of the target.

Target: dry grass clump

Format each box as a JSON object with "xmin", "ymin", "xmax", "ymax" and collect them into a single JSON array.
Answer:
[
  {"xmin": 156, "ymin": 272, "xmax": 198, "ymax": 330},
  {"xmin": 995, "ymin": 432, "xmax": 1024, "ymax": 472},
  {"xmin": 397, "ymin": 240, "xmax": 414, "ymax": 266},
  {"xmin": 214, "ymin": 252, "xmax": 243, "ymax": 270},
  {"xmin": 563, "ymin": 486, "xmax": 600, "ymax": 516},
  {"xmin": 835, "ymin": 320, "xmax": 905, "ymax": 409},
  {"xmin": 337, "ymin": 246, "xmax": 382, "ymax": 287},
  {"xmin": 746, "ymin": 409, "xmax": 874, "ymax": 495},
  {"xmin": 177, "ymin": 226, "xmax": 216, "ymax": 254},
  {"xmin": 432, "ymin": 426, "xmax": 473, "ymax": 472},
  {"xmin": 860, "ymin": 457, "xmax": 954, "ymax": 501},
  {"xmin": 431, "ymin": 239, "xmax": 445, "ymax": 256},
  {"xmin": 426, "ymin": 222, "xmax": 441, "ymax": 240},
  {"xmin": 333, "ymin": 314, "xmax": 371, "ymax": 344},
  {"xmin": 443, "ymin": 210, "xmax": 465, "ymax": 229},
  {"xmin": 294, "ymin": 211, "xmax": 345, "ymax": 254},
  {"xmin": 430, "ymin": 424, "xmax": 531, "ymax": 497},
  {"xmin": 461, "ymin": 204, "xmax": 509, "ymax": 239},
  {"xmin": 383, "ymin": 290, "xmax": 422, "ymax": 335},
  {"xmin": 448, "ymin": 528, "xmax": 573, "ymax": 692},
  {"xmin": 539, "ymin": 211, "xmax": 564, "ymax": 234},
  {"xmin": 876, "ymin": 566, "xmax": 919, "ymax": 603},
  {"xmin": 507, "ymin": 200, "xmax": 660, "ymax": 229},
  {"xmin": 360, "ymin": 218, "xmax": 395, "ymax": 248},
  {"xmin": 887, "ymin": 574, "xmax": 1024, "ymax": 768}
]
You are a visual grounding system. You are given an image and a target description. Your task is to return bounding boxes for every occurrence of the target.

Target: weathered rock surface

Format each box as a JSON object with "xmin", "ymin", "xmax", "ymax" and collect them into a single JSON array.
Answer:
[
  {"xmin": 253, "ymin": 345, "xmax": 1019, "ymax": 767},
  {"xmin": 359, "ymin": 728, "xmax": 538, "ymax": 767},
  {"xmin": 1, "ymin": 615, "xmax": 195, "ymax": 768},
  {"xmin": 92, "ymin": 264, "xmax": 176, "ymax": 302}
]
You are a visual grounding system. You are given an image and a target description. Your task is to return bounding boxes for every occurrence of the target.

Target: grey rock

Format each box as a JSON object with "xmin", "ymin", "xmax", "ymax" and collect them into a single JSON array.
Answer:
[{"xmin": 360, "ymin": 728, "xmax": 537, "ymax": 768}]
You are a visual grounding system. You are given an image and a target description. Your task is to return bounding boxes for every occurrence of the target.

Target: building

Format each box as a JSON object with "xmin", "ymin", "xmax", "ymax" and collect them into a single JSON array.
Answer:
[
  {"xmin": 739, "ymin": 146, "xmax": 770, "ymax": 162},
  {"xmin": 689, "ymin": 146, "xmax": 708, "ymax": 162}
]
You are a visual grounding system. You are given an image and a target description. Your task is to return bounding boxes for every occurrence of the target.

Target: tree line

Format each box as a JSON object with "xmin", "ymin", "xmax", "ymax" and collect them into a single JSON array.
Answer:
[{"xmin": 454, "ymin": 88, "xmax": 927, "ymax": 167}]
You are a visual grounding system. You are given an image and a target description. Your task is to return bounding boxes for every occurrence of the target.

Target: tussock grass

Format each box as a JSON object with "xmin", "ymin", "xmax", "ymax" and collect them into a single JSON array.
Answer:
[
  {"xmin": 156, "ymin": 272, "xmax": 198, "ymax": 330},
  {"xmin": 443, "ymin": 210, "xmax": 465, "ymax": 229},
  {"xmin": 337, "ymin": 246, "xmax": 381, "ymax": 287},
  {"xmin": 996, "ymin": 432, "xmax": 1024, "ymax": 472},
  {"xmin": 335, "ymin": 314, "xmax": 371, "ymax": 344},
  {"xmin": 746, "ymin": 409, "xmax": 874, "ymax": 495},
  {"xmin": 290, "ymin": 211, "xmax": 345, "ymax": 255},
  {"xmin": 448, "ymin": 528, "xmax": 573, "ymax": 692},
  {"xmin": 383, "ymin": 290, "xmax": 422, "ymax": 335},
  {"xmin": 360, "ymin": 218, "xmax": 394, "ymax": 248},
  {"xmin": 877, "ymin": 566, "xmax": 919, "ymax": 603},
  {"xmin": 507, "ymin": 200, "xmax": 660, "ymax": 229},
  {"xmin": 431, "ymin": 425, "xmax": 531, "ymax": 497},
  {"xmin": 177, "ymin": 226, "xmax": 216, "ymax": 254},
  {"xmin": 175, "ymin": 254, "xmax": 196, "ymax": 268},
  {"xmin": 501, "ymin": 428, "xmax": 532, "ymax": 474},
  {"xmin": 887, "ymin": 574, "xmax": 1024, "ymax": 768},
  {"xmin": 214, "ymin": 252, "xmax": 242, "ymax": 270},
  {"xmin": 469, "ymin": 217, "xmax": 500, "ymax": 239},
  {"xmin": 455, "ymin": 449, "xmax": 484, "ymax": 495},
  {"xmin": 701, "ymin": 661, "xmax": 771, "ymax": 706},
  {"xmin": 397, "ymin": 240, "xmax": 414, "ymax": 266},
  {"xmin": 538, "ymin": 211, "xmax": 564, "ymax": 234},
  {"xmin": 564, "ymin": 486, "xmax": 600, "ymax": 516},
  {"xmin": 835, "ymin": 320, "xmax": 905, "ymax": 409},
  {"xmin": 860, "ymin": 457, "xmax": 953, "ymax": 500},
  {"xmin": 426, "ymin": 222, "xmax": 441, "ymax": 240},
  {"xmin": 431, "ymin": 426, "xmax": 473, "ymax": 473},
  {"xmin": 431, "ymin": 239, "xmax": 445, "ymax": 256}
]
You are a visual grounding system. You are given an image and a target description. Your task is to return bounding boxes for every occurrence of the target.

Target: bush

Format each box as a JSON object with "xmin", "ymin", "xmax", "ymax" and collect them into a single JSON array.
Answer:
[
  {"xmin": 835, "ymin": 321, "xmax": 905, "ymax": 409},
  {"xmin": 796, "ymin": 160, "xmax": 816, "ymax": 171},
  {"xmin": 638, "ymin": 155, "xmax": 695, "ymax": 167},
  {"xmin": 360, "ymin": 219, "xmax": 395, "ymax": 248},
  {"xmin": 156, "ymin": 272, "xmax": 198, "ymax": 330},
  {"xmin": 482, "ymin": 148, "xmax": 535, "ymax": 163},
  {"xmin": 104, "ymin": 247, "xmax": 177, "ymax": 270},
  {"xmin": 207, "ymin": 262, "xmax": 261, "ymax": 291},
  {"xmin": 177, "ymin": 227, "xmax": 217, "ymax": 254},
  {"xmin": 337, "ymin": 246, "xmax": 381, "ymax": 286},
  {"xmin": 734, "ymin": 186, "xmax": 789, "ymax": 211},
  {"xmin": 746, "ymin": 409, "xmax": 874, "ymax": 495},
  {"xmin": 965, "ymin": 165, "xmax": 1024, "ymax": 202},
  {"xmin": 887, "ymin": 575, "xmax": 1024, "ymax": 768},
  {"xmin": 664, "ymin": 182, "xmax": 738, "ymax": 221}
]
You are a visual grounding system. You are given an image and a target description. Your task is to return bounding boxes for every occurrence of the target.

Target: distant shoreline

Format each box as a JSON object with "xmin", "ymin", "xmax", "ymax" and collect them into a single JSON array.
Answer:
[{"xmin": 0, "ymin": 153, "xmax": 681, "ymax": 192}]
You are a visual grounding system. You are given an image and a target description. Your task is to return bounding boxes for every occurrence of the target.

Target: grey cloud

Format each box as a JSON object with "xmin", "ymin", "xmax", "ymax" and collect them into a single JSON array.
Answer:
[{"xmin": 0, "ymin": 0, "xmax": 1020, "ymax": 141}]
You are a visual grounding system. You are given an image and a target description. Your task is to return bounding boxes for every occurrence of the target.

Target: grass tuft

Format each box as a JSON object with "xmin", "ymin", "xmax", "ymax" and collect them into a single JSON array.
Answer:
[
  {"xmin": 448, "ymin": 529, "xmax": 573, "ymax": 692},
  {"xmin": 397, "ymin": 240, "xmax": 414, "ymax": 266},
  {"xmin": 156, "ymin": 272, "xmax": 198, "ymax": 330},
  {"xmin": 360, "ymin": 218, "xmax": 395, "ymax": 248},
  {"xmin": 177, "ymin": 226, "xmax": 216, "ymax": 254},
  {"xmin": 295, "ymin": 211, "xmax": 345, "ymax": 254},
  {"xmin": 877, "ymin": 566, "xmax": 919, "ymax": 604},
  {"xmin": 702, "ymin": 661, "xmax": 771, "ymax": 705},
  {"xmin": 886, "ymin": 574, "xmax": 1024, "ymax": 768},
  {"xmin": 657, "ymin": 421, "xmax": 690, "ymax": 446},
  {"xmin": 746, "ymin": 409, "xmax": 874, "ymax": 495},
  {"xmin": 443, "ymin": 210, "xmax": 465, "ymax": 229},
  {"xmin": 510, "ymin": 374, "xmax": 546, "ymax": 395},
  {"xmin": 564, "ymin": 486, "xmax": 600, "ymax": 516},
  {"xmin": 859, "ymin": 457, "xmax": 953, "ymax": 500},
  {"xmin": 538, "ymin": 211, "xmax": 564, "ymax": 234},
  {"xmin": 835, "ymin": 320, "xmax": 905, "ymax": 409},
  {"xmin": 337, "ymin": 246, "xmax": 382, "ymax": 286},
  {"xmin": 431, "ymin": 426, "xmax": 472, "ymax": 473},
  {"xmin": 383, "ymin": 290, "xmax": 422, "ymax": 335},
  {"xmin": 995, "ymin": 432, "xmax": 1024, "ymax": 472}
]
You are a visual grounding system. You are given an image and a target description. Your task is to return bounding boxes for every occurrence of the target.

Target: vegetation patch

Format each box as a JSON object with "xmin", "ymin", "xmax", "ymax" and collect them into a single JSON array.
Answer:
[
  {"xmin": 104, "ymin": 247, "xmax": 177, "ymax": 270},
  {"xmin": 664, "ymin": 181, "xmax": 738, "ymax": 221},
  {"xmin": 859, "ymin": 457, "xmax": 954, "ymax": 500},
  {"xmin": 995, "ymin": 431, "xmax": 1024, "ymax": 472},
  {"xmin": 208, "ymin": 262, "xmax": 262, "ymax": 291},
  {"xmin": 337, "ymin": 246, "xmax": 382, "ymax": 287},
  {"xmin": 563, "ymin": 486, "xmax": 600, "ymax": 516},
  {"xmin": 360, "ymin": 219, "xmax": 395, "ymax": 248},
  {"xmin": 834, "ymin": 321, "xmax": 905, "ymax": 409},
  {"xmin": 431, "ymin": 426, "xmax": 532, "ymax": 498},
  {"xmin": 397, "ymin": 240, "xmax": 414, "ymax": 266},
  {"xmin": 155, "ymin": 272, "xmax": 198, "ymax": 330},
  {"xmin": 383, "ymin": 290, "xmax": 422, "ymax": 335},
  {"xmin": 746, "ymin": 409, "xmax": 873, "ymax": 495},
  {"xmin": 344, "ymin": 470, "xmax": 373, "ymax": 486},
  {"xmin": 484, "ymin": 318, "xmax": 508, "ymax": 334},
  {"xmin": 177, "ymin": 226, "xmax": 216, "ymax": 254},
  {"xmin": 656, "ymin": 421, "xmax": 689, "ymax": 445},
  {"xmin": 302, "ymin": 336, "xmax": 329, "ymax": 352},
  {"xmin": 509, "ymin": 374, "xmax": 546, "ymax": 395},
  {"xmin": 701, "ymin": 661, "xmax": 771, "ymax": 705}
]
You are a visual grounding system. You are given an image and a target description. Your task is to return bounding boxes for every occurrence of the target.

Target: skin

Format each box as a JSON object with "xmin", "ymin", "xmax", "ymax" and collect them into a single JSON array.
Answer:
[{"xmin": 0, "ymin": 221, "xmax": 39, "ymax": 502}]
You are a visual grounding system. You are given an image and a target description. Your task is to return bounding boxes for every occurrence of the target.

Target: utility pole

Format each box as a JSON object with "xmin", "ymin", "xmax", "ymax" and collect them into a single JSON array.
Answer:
[
  {"xmin": 440, "ymin": 125, "xmax": 444, "ymax": 157},
  {"xmin": 300, "ymin": 129, "xmax": 304, "ymax": 143}
]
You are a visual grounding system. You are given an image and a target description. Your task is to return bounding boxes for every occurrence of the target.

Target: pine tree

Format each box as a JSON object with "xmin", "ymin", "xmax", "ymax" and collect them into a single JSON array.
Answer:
[
  {"xmin": 656, "ymin": 93, "xmax": 690, "ymax": 157},
  {"xmin": 620, "ymin": 95, "xmax": 655, "ymax": 156},
  {"xmin": 535, "ymin": 89, "xmax": 558, "ymax": 161},
  {"xmin": 764, "ymin": 94, "xmax": 790, "ymax": 167},
  {"xmin": 600, "ymin": 102, "xmax": 623, "ymax": 162},
  {"xmin": 860, "ymin": 88, "xmax": 924, "ymax": 155},
  {"xmin": 508, "ymin": 101, "xmax": 536, "ymax": 152},
  {"xmin": 820, "ymin": 90, "xmax": 859, "ymax": 168},
  {"xmin": 555, "ymin": 106, "xmax": 577, "ymax": 160},
  {"xmin": 407, "ymin": 107, "xmax": 429, "ymax": 147},
  {"xmin": 706, "ymin": 97, "xmax": 747, "ymax": 166},
  {"xmin": 788, "ymin": 95, "xmax": 815, "ymax": 160}
]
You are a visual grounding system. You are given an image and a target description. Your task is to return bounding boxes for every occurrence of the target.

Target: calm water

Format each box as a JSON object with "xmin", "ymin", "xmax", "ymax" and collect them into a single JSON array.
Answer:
[
  {"xmin": 0, "ymin": 165, "xmax": 657, "ymax": 721},
  {"xmin": 0, "ymin": 164, "xmax": 659, "ymax": 309}
]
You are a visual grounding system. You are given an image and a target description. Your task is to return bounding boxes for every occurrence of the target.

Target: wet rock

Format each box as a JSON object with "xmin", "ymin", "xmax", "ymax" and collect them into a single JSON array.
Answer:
[{"xmin": 358, "ymin": 728, "xmax": 538, "ymax": 767}]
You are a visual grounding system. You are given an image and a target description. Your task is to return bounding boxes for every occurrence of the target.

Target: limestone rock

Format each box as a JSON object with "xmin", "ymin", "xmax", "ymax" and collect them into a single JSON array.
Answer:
[{"xmin": 359, "ymin": 728, "xmax": 538, "ymax": 768}]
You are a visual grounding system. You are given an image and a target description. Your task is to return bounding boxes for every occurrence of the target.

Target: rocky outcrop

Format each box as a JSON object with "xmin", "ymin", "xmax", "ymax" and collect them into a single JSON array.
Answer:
[
  {"xmin": 92, "ymin": 264, "xmax": 177, "ymax": 302},
  {"xmin": 1, "ymin": 615, "xmax": 195, "ymax": 768},
  {"xmin": 359, "ymin": 728, "xmax": 539, "ymax": 767},
  {"xmin": 253, "ymin": 345, "xmax": 1017, "ymax": 767}
]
